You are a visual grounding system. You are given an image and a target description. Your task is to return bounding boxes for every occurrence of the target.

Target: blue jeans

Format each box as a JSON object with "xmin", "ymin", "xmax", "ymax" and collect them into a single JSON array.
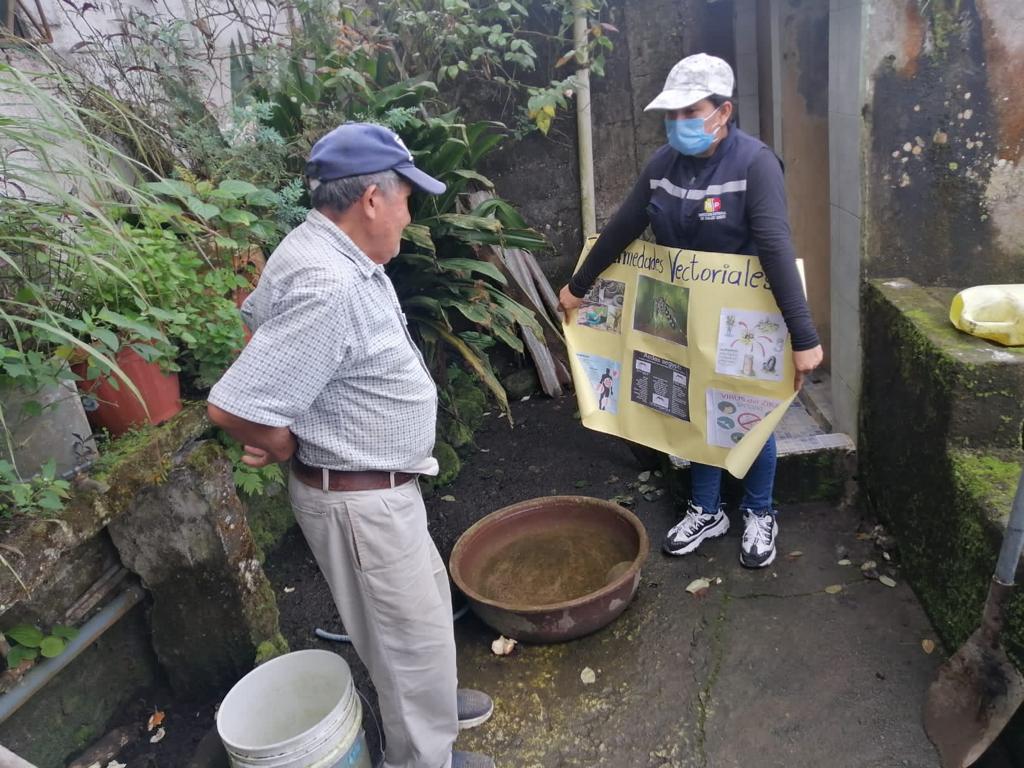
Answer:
[{"xmin": 689, "ymin": 434, "xmax": 776, "ymax": 515}]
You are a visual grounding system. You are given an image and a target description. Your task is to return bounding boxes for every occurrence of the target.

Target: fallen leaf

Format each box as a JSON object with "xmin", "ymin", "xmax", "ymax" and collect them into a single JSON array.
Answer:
[
  {"xmin": 147, "ymin": 710, "xmax": 165, "ymax": 731},
  {"xmin": 106, "ymin": 762, "xmax": 127, "ymax": 768},
  {"xmin": 860, "ymin": 560, "xmax": 878, "ymax": 571},
  {"xmin": 150, "ymin": 726, "xmax": 166, "ymax": 743},
  {"xmin": 837, "ymin": 559, "xmax": 852, "ymax": 566},
  {"xmin": 855, "ymin": 532, "xmax": 872, "ymax": 541},
  {"xmin": 479, "ymin": 448, "xmax": 490, "ymax": 453},
  {"xmin": 638, "ymin": 470, "xmax": 651, "ymax": 482},
  {"xmin": 283, "ymin": 586, "xmax": 295, "ymax": 594},
  {"xmin": 922, "ymin": 639, "xmax": 936, "ymax": 654},
  {"xmin": 824, "ymin": 584, "xmax": 844, "ymax": 594},
  {"xmin": 580, "ymin": 666, "xmax": 596, "ymax": 684},
  {"xmin": 654, "ymin": 470, "xmax": 663, "ymax": 478},
  {"xmin": 686, "ymin": 578, "xmax": 711, "ymax": 595},
  {"xmin": 574, "ymin": 480, "xmax": 588, "ymax": 488},
  {"xmin": 605, "ymin": 475, "xmax": 619, "ymax": 484},
  {"xmin": 714, "ymin": 577, "xmax": 723, "ymax": 585},
  {"xmin": 785, "ymin": 550, "xmax": 804, "ymax": 560},
  {"xmin": 883, "ymin": 551, "xmax": 891, "ymax": 561},
  {"xmin": 490, "ymin": 636, "xmax": 517, "ymax": 656},
  {"xmin": 879, "ymin": 575, "xmax": 897, "ymax": 588},
  {"xmin": 520, "ymin": 395, "xmax": 531, "ymax": 402},
  {"xmin": 441, "ymin": 495, "xmax": 456, "ymax": 502}
]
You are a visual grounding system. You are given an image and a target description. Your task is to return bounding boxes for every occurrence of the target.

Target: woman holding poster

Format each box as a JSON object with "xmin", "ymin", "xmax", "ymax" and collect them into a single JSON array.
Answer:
[{"xmin": 559, "ymin": 53, "xmax": 823, "ymax": 569}]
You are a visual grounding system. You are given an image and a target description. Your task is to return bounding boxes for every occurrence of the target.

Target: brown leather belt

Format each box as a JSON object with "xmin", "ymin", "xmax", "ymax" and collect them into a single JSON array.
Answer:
[{"xmin": 291, "ymin": 458, "xmax": 418, "ymax": 492}]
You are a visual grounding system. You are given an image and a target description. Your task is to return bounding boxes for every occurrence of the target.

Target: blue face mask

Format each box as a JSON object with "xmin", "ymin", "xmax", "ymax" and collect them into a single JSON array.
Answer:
[{"xmin": 665, "ymin": 106, "xmax": 723, "ymax": 156}]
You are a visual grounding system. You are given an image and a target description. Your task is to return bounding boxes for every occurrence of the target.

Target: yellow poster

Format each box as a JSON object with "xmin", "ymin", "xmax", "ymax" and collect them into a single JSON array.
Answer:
[{"xmin": 564, "ymin": 237, "xmax": 798, "ymax": 478}]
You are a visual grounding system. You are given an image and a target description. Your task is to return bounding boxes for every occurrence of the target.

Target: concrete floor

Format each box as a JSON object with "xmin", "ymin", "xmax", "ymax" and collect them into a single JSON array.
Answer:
[{"xmin": 452, "ymin": 499, "xmax": 944, "ymax": 768}]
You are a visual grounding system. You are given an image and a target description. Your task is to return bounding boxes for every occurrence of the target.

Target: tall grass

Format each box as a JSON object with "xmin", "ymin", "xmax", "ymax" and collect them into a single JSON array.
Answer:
[{"xmin": 0, "ymin": 50, "xmax": 170, "ymax": 461}]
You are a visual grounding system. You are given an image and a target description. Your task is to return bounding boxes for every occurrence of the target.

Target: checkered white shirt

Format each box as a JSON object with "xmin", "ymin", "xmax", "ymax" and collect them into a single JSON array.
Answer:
[{"xmin": 209, "ymin": 209, "xmax": 439, "ymax": 475}]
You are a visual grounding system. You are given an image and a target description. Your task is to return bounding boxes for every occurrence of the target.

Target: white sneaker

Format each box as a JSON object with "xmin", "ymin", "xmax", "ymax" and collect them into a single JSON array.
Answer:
[
  {"xmin": 740, "ymin": 510, "xmax": 778, "ymax": 568},
  {"xmin": 663, "ymin": 502, "xmax": 730, "ymax": 555}
]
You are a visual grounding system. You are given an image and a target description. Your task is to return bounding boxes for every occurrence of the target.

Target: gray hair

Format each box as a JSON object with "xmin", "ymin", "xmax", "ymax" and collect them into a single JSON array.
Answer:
[{"xmin": 309, "ymin": 170, "xmax": 403, "ymax": 213}]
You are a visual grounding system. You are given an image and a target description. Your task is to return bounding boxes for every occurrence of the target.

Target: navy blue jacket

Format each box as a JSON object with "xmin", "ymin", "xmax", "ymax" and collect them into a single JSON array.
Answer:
[{"xmin": 569, "ymin": 128, "xmax": 819, "ymax": 351}]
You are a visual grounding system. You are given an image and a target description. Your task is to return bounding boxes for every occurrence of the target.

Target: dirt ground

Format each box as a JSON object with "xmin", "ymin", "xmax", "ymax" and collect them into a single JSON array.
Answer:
[{"xmin": 101, "ymin": 395, "xmax": 1020, "ymax": 768}]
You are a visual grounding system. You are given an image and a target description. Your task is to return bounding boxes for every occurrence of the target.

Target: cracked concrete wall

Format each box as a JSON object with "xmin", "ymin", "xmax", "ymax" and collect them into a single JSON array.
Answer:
[
  {"xmin": 863, "ymin": 0, "xmax": 1024, "ymax": 286},
  {"xmin": 591, "ymin": 0, "xmax": 735, "ymax": 233}
]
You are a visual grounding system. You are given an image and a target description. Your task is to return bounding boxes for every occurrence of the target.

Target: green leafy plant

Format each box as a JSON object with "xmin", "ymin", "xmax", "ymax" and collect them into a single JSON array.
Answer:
[
  {"xmin": 76, "ymin": 225, "xmax": 248, "ymax": 390},
  {"xmin": 3, "ymin": 622, "xmax": 79, "ymax": 668},
  {"xmin": 0, "ymin": 55, "xmax": 186, "ymax": 514},
  {"xmin": 215, "ymin": 431, "xmax": 285, "ymax": 496},
  {"xmin": 0, "ymin": 459, "xmax": 71, "ymax": 518},
  {"xmin": 141, "ymin": 177, "xmax": 293, "ymax": 253},
  {"xmin": 226, "ymin": 37, "xmax": 553, "ymax": 411}
]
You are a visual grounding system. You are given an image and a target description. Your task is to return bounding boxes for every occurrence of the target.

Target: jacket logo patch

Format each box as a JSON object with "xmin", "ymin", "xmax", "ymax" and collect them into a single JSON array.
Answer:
[{"xmin": 699, "ymin": 197, "xmax": 726, "ymax": 221}]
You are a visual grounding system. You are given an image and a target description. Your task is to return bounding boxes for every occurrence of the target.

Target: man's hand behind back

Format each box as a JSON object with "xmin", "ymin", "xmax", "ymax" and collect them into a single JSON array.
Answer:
[{"xmin": 207, "ymin": 404, "xmax": 297, "ymax": 466}]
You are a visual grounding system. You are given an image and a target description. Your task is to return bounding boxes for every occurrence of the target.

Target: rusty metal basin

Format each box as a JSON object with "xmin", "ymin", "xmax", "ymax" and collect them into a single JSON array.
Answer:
[{"xmin": 449, "ymin": 496, "xmax": 650, "ymax": 643}]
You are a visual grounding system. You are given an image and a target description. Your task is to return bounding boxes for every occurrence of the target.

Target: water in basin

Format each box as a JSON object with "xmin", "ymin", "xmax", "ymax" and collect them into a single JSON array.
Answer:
[{"xmin": 474, "ymin": 521, "xmax": 636, "ymax": 606}]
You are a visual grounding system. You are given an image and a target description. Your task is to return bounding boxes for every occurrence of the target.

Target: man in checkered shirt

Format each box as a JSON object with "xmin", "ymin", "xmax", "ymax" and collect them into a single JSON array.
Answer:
[{"xmin": 208, "ymin": 123, "xmax": 495, "ymax": 768}]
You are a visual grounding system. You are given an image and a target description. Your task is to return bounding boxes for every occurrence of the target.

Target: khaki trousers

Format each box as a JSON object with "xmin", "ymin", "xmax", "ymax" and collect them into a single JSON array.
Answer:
[{"xmin": 289, "ymin": 474, "xmax": 458, "ymax": 768}]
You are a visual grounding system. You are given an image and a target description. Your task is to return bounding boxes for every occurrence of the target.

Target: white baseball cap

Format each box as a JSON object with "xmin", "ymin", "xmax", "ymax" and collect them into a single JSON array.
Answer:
[{"xmin": 644, "ymin": 53, "xmax": 735, "ymax": 111}]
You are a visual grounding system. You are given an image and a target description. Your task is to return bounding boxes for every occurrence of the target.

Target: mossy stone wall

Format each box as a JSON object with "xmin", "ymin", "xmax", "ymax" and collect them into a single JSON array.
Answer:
[{"xmin": 862, "ymin": 278, "xmax": 1024, "ymax": 688}]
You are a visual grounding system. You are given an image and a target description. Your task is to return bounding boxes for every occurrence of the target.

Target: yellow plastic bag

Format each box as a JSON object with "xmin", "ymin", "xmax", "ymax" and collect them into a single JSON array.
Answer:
[{"xmin": 949, "ymin": 285, "xmax": 1024, "ymax": 347}]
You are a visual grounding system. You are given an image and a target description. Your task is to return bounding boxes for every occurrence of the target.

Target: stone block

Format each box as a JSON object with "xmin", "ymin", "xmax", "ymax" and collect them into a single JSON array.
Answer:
[
  {"xmin": 864, "ymin": 279, "xmax": 1024, "ymax": 452},
  {"xmin": 108, "ymin": 441, "xmax": 286, "ymax": 698},
  {"xmin": 861, "ymin": 277, "xmax": 1024, "ymax": 678},
  {"xmin": 0, "ymin": 403, "xmax": 210, "ymax": 614}
]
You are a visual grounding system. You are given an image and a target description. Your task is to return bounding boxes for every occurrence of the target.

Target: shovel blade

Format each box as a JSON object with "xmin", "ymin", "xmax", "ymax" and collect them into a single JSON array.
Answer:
[{"xmin": 923, "ymin": 632, "xmax": 1024, "ymax": 768}]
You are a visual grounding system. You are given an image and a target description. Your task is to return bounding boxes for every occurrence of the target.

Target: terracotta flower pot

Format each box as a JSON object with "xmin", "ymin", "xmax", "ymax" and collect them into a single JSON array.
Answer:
[{"xmin": 74, "ymin": 347, "xmax": 182, "ymax": 436}]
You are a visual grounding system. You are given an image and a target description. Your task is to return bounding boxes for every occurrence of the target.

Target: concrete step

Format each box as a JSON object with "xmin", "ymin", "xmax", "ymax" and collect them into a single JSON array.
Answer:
[{"xmin": 665, "ymin": 371, "xmax": 857, "ymax": 507}]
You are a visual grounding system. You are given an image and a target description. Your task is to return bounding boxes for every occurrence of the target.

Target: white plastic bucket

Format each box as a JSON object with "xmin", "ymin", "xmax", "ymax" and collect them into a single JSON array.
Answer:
[{"xmin": 217, "ymin": 650, "xmax": 372, "ymax": 768}]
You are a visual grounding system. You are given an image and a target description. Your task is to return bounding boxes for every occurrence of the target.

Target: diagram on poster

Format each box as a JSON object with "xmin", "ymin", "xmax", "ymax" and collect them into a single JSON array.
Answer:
[
  {"xmin": 633, "ymin": 275, "xmax": 689, "ymax": 346},
  {"xmin": 577, "ymin": 278, "xmax": 626, "ymax": 333},
  {"xmin": 705, "ymin": 389, "xmax": 782, "ymax": 448},
  {"xmin": 576, "ymin": 353, "xmax": 621, "ymax": 413},
  {"xmin": 631, "ymin": 350, "xmax": 690, "ymax": 421},
  {"xmin": 715, "ymin": 308, "xmax": 787, "ymax": 381}
]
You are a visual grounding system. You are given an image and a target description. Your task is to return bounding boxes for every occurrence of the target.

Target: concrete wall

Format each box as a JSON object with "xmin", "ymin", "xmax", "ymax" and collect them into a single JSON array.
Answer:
[
  {"xmin": 861, "ymin": 0, "xmax": 1024, "ymax": 287},
  {"xmin": 829, "ymin": 0, "xmax": 866, "ymax": 437}
]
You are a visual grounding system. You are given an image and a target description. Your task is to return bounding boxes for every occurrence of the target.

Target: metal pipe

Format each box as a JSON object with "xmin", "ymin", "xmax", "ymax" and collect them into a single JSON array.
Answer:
[
  {"xmin": 0, "ymin": 585, "xmax": 145, "ymax": 725},
  {"xmin": 995, "ymin": 469, "xmax": 1024, "ymax": 586},
  {"xmin": 573, "ymin": 0, "xmax": 597, "ymax": 237}
]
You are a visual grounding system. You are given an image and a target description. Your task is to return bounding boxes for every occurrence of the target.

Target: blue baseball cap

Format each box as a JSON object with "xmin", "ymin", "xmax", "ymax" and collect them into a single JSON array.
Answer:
[{"xmin": 306, "ymin": 123, "xmax": 446, "ymax": 195}]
